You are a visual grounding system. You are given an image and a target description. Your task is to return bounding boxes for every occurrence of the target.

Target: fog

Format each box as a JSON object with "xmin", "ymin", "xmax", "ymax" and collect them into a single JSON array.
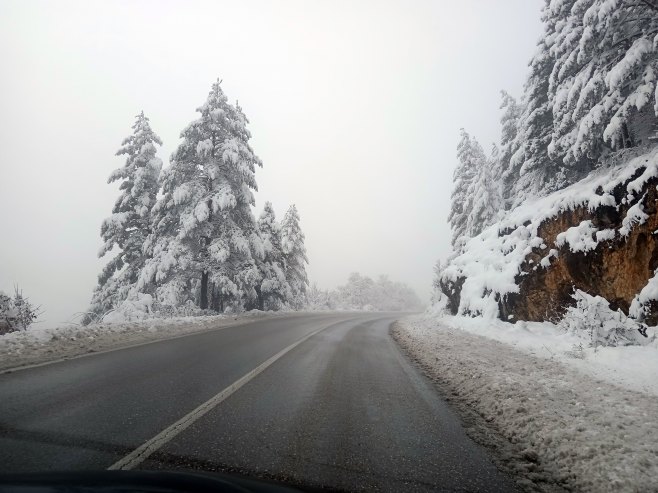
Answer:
[{"xmin": 0, "ymin": 0, "xmax": 543, "ymax": 327}]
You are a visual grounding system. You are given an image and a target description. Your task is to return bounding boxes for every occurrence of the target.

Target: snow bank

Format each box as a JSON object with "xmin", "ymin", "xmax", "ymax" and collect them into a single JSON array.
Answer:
[
  {"xmin": 394, "ymin": 314, "xmax": 658, "ymax": 492},
  {"xmin": 0, "ymin": 311, "xmax": 302, "ymax": 372},
  {"xmin": 442, "ymin": 147, "xmax": 658, "ymax": 318}
]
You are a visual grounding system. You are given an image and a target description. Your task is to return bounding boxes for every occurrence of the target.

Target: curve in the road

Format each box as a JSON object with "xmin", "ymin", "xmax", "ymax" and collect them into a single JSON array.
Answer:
[{"xmin": 0, "ymin": 313, "xmax": 518, "ymax": 492}]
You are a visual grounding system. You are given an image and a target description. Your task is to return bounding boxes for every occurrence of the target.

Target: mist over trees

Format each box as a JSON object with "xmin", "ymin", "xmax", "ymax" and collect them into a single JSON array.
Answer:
[
  {"xmin": 85, "ymin": 81, "xmax": 309, "ymax": 322},
  {"xmin": 307, "ymin": 273, "xmax": 424, "ymax": 312},
  {"xmin": 445, "ymin": 0, "xmax": 658, "ymax": 250}
]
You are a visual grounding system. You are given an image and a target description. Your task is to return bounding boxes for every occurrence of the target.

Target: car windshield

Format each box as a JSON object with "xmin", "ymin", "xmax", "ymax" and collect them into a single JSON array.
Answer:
[{"xmin": 2, "ymin": 1, "xmax": 658, "ymax": 492}]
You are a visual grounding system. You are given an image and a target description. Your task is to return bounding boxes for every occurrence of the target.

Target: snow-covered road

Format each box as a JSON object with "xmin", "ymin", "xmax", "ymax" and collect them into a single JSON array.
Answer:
[{"xmin": 394, "ymin": 315, "xmax": 658, "ymax": 493}]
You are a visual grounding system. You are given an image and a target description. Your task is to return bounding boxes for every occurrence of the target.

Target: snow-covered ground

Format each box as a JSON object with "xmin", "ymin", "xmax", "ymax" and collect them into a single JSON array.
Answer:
[
  {"xmin": 0, "ymin": 311, "xmax": 303, "ymax": 372},
  {"xmin": 394, "ymin": 313, "xmax": 658, "ymax": 493}
]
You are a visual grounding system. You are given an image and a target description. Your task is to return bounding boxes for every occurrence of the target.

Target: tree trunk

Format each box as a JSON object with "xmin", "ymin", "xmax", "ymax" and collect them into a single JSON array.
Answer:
[
  {"xmin": 200, "ymin": 271, "xmax": 209, "ymax": 309},
  {"xmin": 200, "ymin": 199, "xmax": 213, "ymax": 311},
  {"xmin": 210, "ymin": 284, "xmax": 220, "ymax": 312},
  {"xmin": 255, "ymin": 286, "xmax": 264, "ymax": 311},
  {"xmin": 621, "ymin": 122, "xmax": 634, "ymax": 149}
]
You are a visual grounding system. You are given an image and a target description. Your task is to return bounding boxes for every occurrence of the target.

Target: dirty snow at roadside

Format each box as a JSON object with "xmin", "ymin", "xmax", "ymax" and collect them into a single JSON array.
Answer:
[
  {"xmin": 394, "ymin": 313, "xmax": 658, "ymax": 492},
  {"xmin": 0, "ymin": 311, "xmax": 297, "ymax": 372}
]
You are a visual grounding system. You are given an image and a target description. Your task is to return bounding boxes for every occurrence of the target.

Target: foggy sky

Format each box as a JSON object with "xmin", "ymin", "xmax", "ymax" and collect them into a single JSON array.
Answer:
[{"xmin": 0, "ymin": 0, "xmax": 543, "ymax": 328}]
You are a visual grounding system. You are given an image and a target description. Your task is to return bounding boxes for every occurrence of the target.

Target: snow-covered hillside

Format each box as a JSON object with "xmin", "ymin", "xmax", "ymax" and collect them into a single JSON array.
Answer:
[
  {"xmin": 439, "ymin": 147, "xmax": 658, "ymax": 328},
  {"xmin": 437, "ymin": 1, "xmax": 658, "ymax": 334}
]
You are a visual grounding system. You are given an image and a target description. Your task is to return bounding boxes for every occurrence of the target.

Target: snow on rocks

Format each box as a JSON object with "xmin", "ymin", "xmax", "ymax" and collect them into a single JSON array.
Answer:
[
  {"xmin": 441, "ymin": 147, "xmax": 658, "ymax": 318},
  {"xmin": 630, "ymin": 272, "xmax": 658, "ymax": 320},
  {"xmin": 0, "ymin": 311, "xmax": 300, "ymax": 372},
  {"xmin": 555, "ymin": 220, "xmax": 598, "ymax": 253},
  {"xmin": 394, "ymin": 313, "xmax": 658, "ymax": 493}
]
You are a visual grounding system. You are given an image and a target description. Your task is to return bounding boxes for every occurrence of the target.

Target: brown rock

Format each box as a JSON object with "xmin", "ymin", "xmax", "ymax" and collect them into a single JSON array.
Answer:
[{"xmin": 445, "ymin": 167, "xmax": 658, "ymax": 325}]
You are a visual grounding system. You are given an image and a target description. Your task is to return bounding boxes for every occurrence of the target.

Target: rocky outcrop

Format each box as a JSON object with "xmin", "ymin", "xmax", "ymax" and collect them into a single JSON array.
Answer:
[{"xmin": 443, "ymin": 166, "xmax": 658, "ymax": 325}]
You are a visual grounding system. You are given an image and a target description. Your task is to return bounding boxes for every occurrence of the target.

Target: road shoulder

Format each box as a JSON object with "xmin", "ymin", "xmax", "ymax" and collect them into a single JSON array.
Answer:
[{"xmin": 392, "ymin": 315, "xmax": 658, "ymax": 493}]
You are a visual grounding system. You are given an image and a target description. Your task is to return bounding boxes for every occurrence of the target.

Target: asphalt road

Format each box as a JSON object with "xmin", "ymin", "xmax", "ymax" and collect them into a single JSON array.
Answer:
[{"xmin": 0, "ymin": 313, "xmax": 516, "ymax": 492}]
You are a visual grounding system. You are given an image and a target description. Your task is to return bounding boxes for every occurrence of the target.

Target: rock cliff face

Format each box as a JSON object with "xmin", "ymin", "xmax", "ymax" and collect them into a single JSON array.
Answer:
[{"xmin": 443, "ymin": 166, "xmax": 658, "ymax": 325}]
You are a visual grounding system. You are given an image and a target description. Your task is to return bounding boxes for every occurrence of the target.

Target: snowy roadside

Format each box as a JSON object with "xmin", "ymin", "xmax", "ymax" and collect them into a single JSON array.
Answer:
[
  {"xmin": 0, "ymin": 311, "xmax": 310, "ymax": 373},
  {"xmin": 393, "ymin": 314, "xmax": 658, "ymax": 493}
]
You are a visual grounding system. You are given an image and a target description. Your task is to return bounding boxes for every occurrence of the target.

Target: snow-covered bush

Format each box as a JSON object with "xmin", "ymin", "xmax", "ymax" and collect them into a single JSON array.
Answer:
[
  {"xmin": 426, "ymin": 291, "xmax": 449, "ymax": 318},
  {"xmin": 559, "ymin": 291, "xmax": 650, "ymax": 347},
  {"xmin": 629, "ymin": 270, "xmax": 658, "ymax": 323},
  {"xmin": 101, "ymin": 292, "xmax": 153, "ymax": 323},
  {"xmin": 150, "ymin": 299, "xmax": 212, "ymax": 319},
  {"xmin": 0, "ymin": 287, "xmax": 40, "ymax": 334}
]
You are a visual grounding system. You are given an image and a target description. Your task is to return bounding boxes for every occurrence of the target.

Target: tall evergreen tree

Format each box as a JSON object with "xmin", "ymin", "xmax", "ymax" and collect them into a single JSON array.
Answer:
[
  {"xmin": 138, "ymin": 80, "xmax": 263, "ymax": 311},
  {"xmin": 466, "ymin": 145, "xmax": 502, "ymax": 237},
  {"xmin": 255, "ymin": 202, "xmax": 290, "ymax": 310},
  {"xmin": 546, "ymin": 0, "xmax": 658, "ymax": 166},
  {"xmin": 448, "ymin": 129, "xmax": 487, "ymax": 247},
  {"xmin": 508, "ymin": 17, "xmax": 561, "ymax": 205},
  {"xmin": 281, "ymin": 204, "xmax": 309, "ymax": 308},
  {"xmin": 494, "ymin": 91, "xmax": 523, "ymax": 207},
  {"xmin": 86, "ymin": 112, "xmax": 162, "ymax": 323},
  {"xmin": 504, "ymin": 0, "xmax": 658, "ymax": 203}
]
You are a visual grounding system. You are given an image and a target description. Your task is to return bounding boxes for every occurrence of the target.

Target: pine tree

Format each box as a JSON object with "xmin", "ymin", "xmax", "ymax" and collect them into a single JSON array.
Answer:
[
  {"xmin": 546, "ymin": 0, "xmax": 658, "ymax": 166},
  {"xmin": 281, "ymin": 204, "xmax": 309, "ymax": 308},
  {"xmin": 86, "ymin": 112, "xmax": 162, "ymax": 323},
  {"xmin": 504, "ymin": 0, "xmax": 658, "ymax": 202},
  {"xmin": 493, "ymin": 91, "xmax": 523, "ymax": 206},
  {"xmin": 448, "ymin": 129, "xmax": 487, "ymax": 247},
  {"xmin": 431, "ymin": 259, "xmax": 443, "ymax": 301},
  {"xmin": 138, "ymin": 80, "xmax": 263, "ymax": 312},
  {"xmin": 466, "ymin": 145, "xmax": 502, "ymax": 237},
  {"xmin": 255, "ymin": 202, "xmax": 290, "ymax": 310},
  {"xmin": 507, "ymin": 19, "xmax": 561, "ymax": 205}
]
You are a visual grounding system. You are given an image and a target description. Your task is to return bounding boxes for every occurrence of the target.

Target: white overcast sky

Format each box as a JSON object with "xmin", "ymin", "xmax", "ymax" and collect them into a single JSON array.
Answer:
[{"xmin": 0, "ymin": 0, "xmax": 543, "ymax": 327}]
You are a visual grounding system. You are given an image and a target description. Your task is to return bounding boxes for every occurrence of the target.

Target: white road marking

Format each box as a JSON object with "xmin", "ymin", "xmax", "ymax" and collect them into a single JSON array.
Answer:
[{"xmin": 107, "ymin": 319, "xmax": 345, "ymax": 470}]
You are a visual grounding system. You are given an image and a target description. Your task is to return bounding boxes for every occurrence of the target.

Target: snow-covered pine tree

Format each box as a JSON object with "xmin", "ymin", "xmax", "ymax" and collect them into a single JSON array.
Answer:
[
  {"xmin": 466, "ymin": 144, "xmax": 502, "ymax": 237},
  {"xmin": 448, "ymin": 129, "xmax": 487, "ymax": 247},
  {"xmin": 281, "ymin": 204, "xmax": 309, "ymax": 308},
  {"xmin": 507, "ymin": 11, "xmax": 561, "ymax": 205},
  {"xmin": 138, "ymin": 80, "xmax": 263, "ymax": 312},
  {"xmin": 255, "ymin": 202, "xmax": 290, "ymax": 310},
  {"xmin": 431, "ymin": 259, "xmax": 443, "ymax": 300},
  {"xmin": 86, "ymin": 112, "xmax": 162, "ymax": 323},
  {"xmin": 493, "ymin": 91, "xmax": 523, "ymax": 207},
  {"xmin": 505, "ymin": 0, "xmax": 658, "ymax": 201},
  {"xmin": 545, "ymin": 0, "xmax": 658, "ymax": 169}
]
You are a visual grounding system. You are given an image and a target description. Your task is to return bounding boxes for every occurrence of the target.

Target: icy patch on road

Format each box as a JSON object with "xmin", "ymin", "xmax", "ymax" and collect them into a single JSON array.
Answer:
[
  {"xmin": 394, "ymin": 314, "xmax": 658, "ymax": 492},
  {"xmin": 0, "ymin": 311, "xmax": 301, "ymax": 372}
]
